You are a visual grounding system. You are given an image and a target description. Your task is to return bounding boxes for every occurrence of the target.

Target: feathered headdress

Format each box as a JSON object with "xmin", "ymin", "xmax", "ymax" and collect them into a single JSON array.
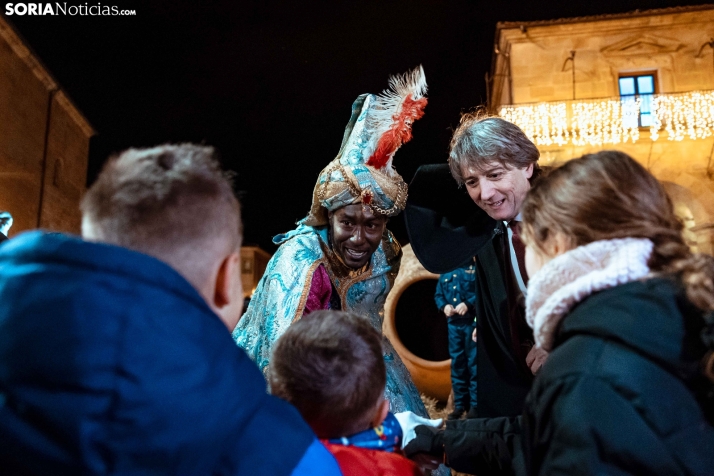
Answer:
[{"xmin": 301, "ymin": 66, "xmax": 427, "ymax": 227}]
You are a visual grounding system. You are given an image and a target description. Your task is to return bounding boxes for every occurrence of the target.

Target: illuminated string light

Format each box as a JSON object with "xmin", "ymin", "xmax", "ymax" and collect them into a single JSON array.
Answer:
[
  {"xmin": 571, "ymin": 98, "xmax": 640, "ymax": 146},
  {"xmin": 651, "ymin": 91, "xmax": 714, "ymax": 141},
  {"xmin": 499, "ymin": 90, "xmax": 714, "ymax": 146},
  {"xmin": 500, "ymin": 102, "xmax": 569, "ymax": 146}
]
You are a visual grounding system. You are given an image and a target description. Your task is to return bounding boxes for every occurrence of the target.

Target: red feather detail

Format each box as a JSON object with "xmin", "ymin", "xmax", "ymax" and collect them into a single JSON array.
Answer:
[{"xmin": 366, "ymin": 95, "xmax": 428, "ymax": 169}]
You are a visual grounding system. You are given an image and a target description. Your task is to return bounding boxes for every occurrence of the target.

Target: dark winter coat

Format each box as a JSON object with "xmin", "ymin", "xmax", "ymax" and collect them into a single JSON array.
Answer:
[
  {"xmin": 472, "ymin": 224, "xmax": 534, "ymax": 418},
  {"xmin": 443, "ymin": 277, "xmax": 714, "ymax": 476},
  {"xmin": 0, "ymin": 232, "xmax": 340, "ymax": 475},
  {"xmin": 406, "ymin": 164, "xmax": 535, "ymax": 421}
]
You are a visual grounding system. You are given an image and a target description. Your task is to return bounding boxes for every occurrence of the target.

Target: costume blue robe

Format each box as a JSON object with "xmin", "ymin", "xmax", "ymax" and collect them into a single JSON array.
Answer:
[{"xmin": 233, "ymin": 224, "xmax": 428, "ymax": 418}]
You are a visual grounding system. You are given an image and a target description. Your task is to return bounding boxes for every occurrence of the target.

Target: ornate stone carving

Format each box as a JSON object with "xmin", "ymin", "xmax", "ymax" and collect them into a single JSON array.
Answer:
[{"xmin": 601, "ymin": 34, "xmax": 683, "ymax": 56}]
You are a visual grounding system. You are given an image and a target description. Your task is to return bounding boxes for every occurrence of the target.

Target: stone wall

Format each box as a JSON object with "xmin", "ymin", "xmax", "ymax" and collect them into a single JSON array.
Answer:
[
  {"xmin": 491, "ymin": 7, "xmax": 714, "ymax": 253},
  {"xmin": 0, "ymin": 17, "xmax": 93, "ymax": 237},
  {"xmin": 493, "ymin": 8, "xmax": 714, "ymax": 105},
  {"xmin": 240, "ymin": 246, "xmax": 272, "ymax": 298}
]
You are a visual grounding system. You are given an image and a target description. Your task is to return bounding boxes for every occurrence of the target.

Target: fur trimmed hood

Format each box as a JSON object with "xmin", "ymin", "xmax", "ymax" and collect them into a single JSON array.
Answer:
[{"xmin": 526, "ymin": 238, "xmax": 654, "ymax": 351}]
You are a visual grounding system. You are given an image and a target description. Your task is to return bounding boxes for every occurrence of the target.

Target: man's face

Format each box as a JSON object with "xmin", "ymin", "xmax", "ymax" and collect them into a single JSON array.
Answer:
[
  {"xmin": 461, "ymin": 161, "xmax": 534, "ymax": 221},
  {"xmin": 329, "ymin": 204, "xmax": 387, "ymax": 269}
]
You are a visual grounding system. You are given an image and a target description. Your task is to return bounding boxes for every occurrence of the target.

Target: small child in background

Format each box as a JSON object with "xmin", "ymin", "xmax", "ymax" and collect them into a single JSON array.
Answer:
[
  {"xmin": 434, "ymin": 259, "xmax": 478, "ymax": 420},
  {"xmin": 270, "ymin": 310, "xmax": 422, "ymax": 476}
]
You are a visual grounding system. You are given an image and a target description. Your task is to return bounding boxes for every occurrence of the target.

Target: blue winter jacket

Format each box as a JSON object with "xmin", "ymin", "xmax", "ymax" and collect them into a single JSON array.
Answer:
[{"xmin": 0, "ymin": 232, "xmax": 340, "ymax": 475}]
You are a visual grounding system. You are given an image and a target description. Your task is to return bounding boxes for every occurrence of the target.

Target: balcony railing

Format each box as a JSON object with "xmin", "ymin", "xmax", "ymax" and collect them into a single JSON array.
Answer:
[{"xmin": 498, "ymin": 90, "xmax": 714, "ymax": 147}]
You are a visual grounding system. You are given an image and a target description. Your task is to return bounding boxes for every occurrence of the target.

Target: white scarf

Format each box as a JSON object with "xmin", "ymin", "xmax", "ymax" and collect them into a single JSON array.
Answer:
[{"xmin": 526, "ymin": 238, "xmax": 654, "ymax": 351}]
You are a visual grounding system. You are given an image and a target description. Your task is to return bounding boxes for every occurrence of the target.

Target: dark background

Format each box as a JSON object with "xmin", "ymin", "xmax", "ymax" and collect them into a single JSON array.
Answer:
[{"xmin": 4, "ymin": 0, "xmax": 709, "ymax": 250}]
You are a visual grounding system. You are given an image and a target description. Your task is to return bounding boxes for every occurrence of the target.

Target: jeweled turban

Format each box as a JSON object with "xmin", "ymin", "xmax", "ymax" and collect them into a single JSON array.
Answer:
[{"xmin": 300, "ymin": 66, "xmax": 427, "ymax": 227}]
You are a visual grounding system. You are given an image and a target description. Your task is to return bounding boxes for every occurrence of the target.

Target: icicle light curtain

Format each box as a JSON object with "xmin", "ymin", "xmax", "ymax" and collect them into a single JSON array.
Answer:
[{"xmin": 499, "ymin": 90, "xmax": 714, "ymax": 147}]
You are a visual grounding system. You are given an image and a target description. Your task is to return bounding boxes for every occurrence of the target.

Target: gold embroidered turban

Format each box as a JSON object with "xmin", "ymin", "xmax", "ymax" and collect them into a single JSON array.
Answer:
[{"xmin": 300, "ymin": 66, "xmax": 427, "ymax": 227}]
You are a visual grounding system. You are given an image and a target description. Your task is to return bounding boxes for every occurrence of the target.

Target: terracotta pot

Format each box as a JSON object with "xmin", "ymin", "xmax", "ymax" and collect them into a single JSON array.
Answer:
[{"xmin": 383, "ymin": 244, "xmax": 452, "ymax": 402}]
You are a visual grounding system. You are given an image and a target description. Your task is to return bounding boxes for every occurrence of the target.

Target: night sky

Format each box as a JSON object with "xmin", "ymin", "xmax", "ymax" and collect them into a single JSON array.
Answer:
[{"xmin": 5, "ymin": 0, "xmax": 709, "ymax": 250}]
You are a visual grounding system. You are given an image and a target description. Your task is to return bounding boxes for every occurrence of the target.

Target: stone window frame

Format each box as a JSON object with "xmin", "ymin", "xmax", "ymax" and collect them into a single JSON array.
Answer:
[{"xmin": 618, "ymin": 70, "xmax": 659, "ymax": 128}]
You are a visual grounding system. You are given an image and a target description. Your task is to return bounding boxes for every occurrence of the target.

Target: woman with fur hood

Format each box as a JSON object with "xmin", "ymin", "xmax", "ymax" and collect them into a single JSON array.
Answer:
[{"xmin": 406, "ymin": 150, "xmax": 714, "ymax": 476}]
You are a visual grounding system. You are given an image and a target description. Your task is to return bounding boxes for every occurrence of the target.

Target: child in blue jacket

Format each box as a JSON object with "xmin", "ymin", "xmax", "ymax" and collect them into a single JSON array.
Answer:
[{"xmin": 435, "ymin": 259, "xmax": 478, "ymax": 420}]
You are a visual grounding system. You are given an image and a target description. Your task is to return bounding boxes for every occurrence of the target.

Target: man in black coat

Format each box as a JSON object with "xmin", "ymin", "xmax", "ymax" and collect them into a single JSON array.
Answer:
[
  {"xmin": 407, "ymin": 115, "xmax": 544, "ymax": 419},
  {"xmin": 404, "ymin": 115, "xmax": 545, "ymax": 473}
]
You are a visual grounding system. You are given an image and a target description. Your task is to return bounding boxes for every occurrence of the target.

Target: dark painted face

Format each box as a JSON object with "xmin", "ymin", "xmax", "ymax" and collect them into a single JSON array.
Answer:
[{"xmin": 329, "ymin": 204, "xmax": 387, "ymax": 269}]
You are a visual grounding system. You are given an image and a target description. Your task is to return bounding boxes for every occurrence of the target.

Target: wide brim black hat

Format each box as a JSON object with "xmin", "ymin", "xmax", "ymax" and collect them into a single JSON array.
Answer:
[{"xmin": 404, "ymin": 164, "xmax": 496, "ymax": 274}]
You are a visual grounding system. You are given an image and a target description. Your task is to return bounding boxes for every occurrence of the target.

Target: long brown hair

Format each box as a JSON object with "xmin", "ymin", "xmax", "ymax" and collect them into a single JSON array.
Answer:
[{"xmin": 521, "ymin": 150, "xmax": 714, "ymax": 312}]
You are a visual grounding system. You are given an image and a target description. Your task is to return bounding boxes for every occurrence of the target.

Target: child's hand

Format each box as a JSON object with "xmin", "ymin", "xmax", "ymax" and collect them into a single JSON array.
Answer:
[
  {"xmin": 454, "ymin": 303, "xmax": 468, "ymax": 315},
  {"xmin": 472, "ymin": 327, "xmax": 477, "ymax": 342},
  {"xmin": 443, "ymin": 304, "xmax": 455, "ymax": 316}
]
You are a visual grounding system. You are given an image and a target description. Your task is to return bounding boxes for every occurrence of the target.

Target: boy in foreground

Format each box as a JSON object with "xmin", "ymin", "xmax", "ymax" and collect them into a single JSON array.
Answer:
[{"xmin": 270, "ymin": 310, "xmax": 424, "ymax": 476}]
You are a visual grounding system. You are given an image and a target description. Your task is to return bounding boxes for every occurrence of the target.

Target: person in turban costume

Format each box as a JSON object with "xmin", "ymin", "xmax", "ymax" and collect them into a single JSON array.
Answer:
[{"xmin": 233, "ymin": 66, "xmax": 429, "ymax": 417}]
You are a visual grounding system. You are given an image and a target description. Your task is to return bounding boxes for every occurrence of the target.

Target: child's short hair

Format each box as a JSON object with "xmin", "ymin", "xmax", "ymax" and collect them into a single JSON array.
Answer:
[
  {"xmin": 270, "ymin": 310, "xmax": 386, "ymax": 438},
  {"xmin": 81, "ymin": 144, "xmax": 241, "ymax": 290}
]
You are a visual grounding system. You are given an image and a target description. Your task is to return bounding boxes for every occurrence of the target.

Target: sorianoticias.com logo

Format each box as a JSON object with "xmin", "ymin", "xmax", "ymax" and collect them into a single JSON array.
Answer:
[{"xmin": 5, "ymin": 3, "xmax": 136, "ymax": 15}]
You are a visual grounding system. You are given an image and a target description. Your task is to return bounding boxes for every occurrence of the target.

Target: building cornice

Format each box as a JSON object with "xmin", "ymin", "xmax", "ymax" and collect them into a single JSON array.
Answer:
[
  {"xmin": 496, "ymin": 4, "xmax": 714, "ymax": 31},
  {"xmin": 0, "ymin": 15, "xmax": 95, "ymax": 136}
]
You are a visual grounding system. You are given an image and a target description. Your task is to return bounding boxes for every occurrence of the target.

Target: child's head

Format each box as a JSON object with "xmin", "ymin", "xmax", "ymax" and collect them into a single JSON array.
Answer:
[
  {"xmin": 521, "ymin": 150, "xmax": 714, "ymax": 310},
  {"xmin": 270, "ymin": 310, "xmax": 389, "ymax": 439}
]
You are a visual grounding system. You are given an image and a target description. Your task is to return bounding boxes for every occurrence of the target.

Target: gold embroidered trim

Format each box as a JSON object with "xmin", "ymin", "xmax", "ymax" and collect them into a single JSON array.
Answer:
[
  {"xmin": 382, "ymin": 229, "xmax": 402, "ymax": 264},
  {"xmin": 320, "ymin": 244, "xmax": 374, "ymax": 312},
  {"xmin": 337, "ymin": 268, "xmax": 374, "ymax": 311},
  {"xmin": 293, "ymin": 259, "xmax": 324, "ymax": 323},
  {"xmin": 316, "ymin": 163, "xmax": 407, "ymax": 217},
  {"xmin": 313, "ymin": 230, "xmax": 402, "ymax": 311}
]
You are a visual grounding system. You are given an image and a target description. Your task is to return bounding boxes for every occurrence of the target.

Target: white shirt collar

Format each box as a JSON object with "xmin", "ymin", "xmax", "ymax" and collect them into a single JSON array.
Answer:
[{"xmin": 502, "ymin": 212, "xmax": 522, "ymax": 226}]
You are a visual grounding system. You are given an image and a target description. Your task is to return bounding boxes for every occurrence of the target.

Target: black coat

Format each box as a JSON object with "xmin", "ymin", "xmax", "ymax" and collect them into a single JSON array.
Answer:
[
  {"xmin": 405, "ymin": 165, "xmax": 534, "ymax": 419},
  {"xmin": 443, "ymin": 277, "xmax": 714, "ymax": 476},
  {"xmin": 473, "ymin": 224, "xmax": 533, "ymax": 418}
]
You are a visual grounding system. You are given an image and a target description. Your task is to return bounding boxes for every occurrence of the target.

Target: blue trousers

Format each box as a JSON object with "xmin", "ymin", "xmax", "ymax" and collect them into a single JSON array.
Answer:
[{"xmin": 448, "ymin": 316, "xmax": 478, "ymax": 409}]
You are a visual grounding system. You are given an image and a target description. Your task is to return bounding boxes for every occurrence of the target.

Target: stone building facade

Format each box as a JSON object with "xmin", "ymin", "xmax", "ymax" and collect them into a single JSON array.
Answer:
[
  {"xmin": 240, "ymin": 246, "xmax": 271, "ymax": 298},
  {"xmin": 491, "ymin": 5, "xmax": 714, "ymax": 252},
  {"xmin": 0, "ymin": 17, "xmax": 93, "ymax": 237}
]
